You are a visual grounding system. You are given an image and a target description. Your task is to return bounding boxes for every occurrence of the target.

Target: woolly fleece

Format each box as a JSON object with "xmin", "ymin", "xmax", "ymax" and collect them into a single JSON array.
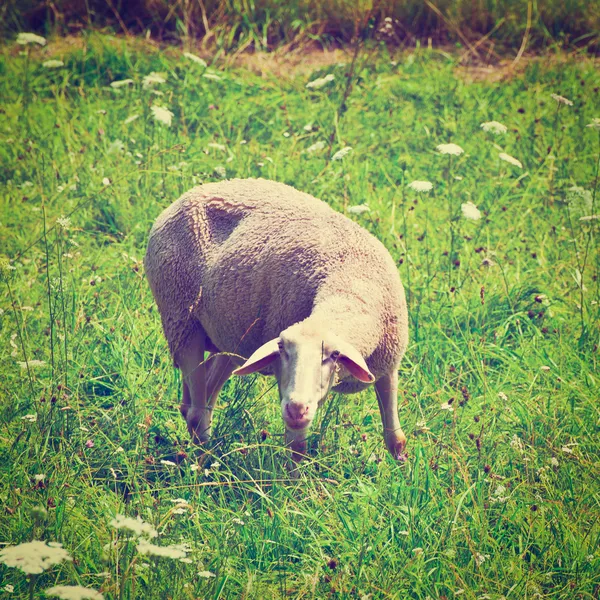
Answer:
[{"xmin": 144, "ymin": 178, "xmax": 408, "ymax": 391}]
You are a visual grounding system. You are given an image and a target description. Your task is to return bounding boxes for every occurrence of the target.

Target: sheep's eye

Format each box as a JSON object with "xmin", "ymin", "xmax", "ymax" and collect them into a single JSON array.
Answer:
[
  {"xmin": 277, "ymin": 340, "xmax": 285, "ymax": 353},
  {"xmin": 331, "ymin": 350, "xmax": 341, "ymax": 360}
]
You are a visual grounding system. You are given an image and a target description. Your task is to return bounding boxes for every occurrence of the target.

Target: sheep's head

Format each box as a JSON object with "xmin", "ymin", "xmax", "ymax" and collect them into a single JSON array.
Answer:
[{"xmin": 233, "ymin": 322, "xmax": 374, "ymax": 451}]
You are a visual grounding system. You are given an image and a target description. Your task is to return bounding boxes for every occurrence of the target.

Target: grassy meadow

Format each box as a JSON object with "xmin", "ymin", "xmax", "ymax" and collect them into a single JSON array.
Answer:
[{"xmin": 0, "ymin": 33, "xmax": 599, "ymax": 599}]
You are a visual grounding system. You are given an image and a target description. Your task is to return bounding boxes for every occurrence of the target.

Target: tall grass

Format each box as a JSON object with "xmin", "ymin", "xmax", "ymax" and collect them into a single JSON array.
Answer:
[
  {"xmin": 0, "ymin": 33, "xmax": 599, "ymax": 598},
  {"xmin": 3, "ymin": 0, "xmax": 599, "ymax": 53}
]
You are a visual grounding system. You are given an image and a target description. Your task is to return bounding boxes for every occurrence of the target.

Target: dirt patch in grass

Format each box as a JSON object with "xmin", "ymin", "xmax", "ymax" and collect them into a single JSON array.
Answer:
[{"xmin": 10, "ymin": 33, "xmax": 600, "ymax": 83}]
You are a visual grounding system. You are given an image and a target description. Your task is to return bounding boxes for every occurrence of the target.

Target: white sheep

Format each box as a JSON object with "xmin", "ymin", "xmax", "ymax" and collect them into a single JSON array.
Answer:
[{"xmin": 144, "ymin": 178, "xmax": 408, "ymax": 462}]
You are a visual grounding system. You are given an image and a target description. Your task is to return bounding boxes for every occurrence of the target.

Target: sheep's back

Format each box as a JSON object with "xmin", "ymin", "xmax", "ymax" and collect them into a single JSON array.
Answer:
[{"xmin": 146, "ymin": 179, "xmax": 406, "ymax": 364}]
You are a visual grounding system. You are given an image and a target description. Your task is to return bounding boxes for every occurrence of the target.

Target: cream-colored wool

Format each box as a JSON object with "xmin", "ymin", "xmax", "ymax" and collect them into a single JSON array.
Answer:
[{"xmin": 145, "ymin": 178, "xmax": 409, "ymax": 459}]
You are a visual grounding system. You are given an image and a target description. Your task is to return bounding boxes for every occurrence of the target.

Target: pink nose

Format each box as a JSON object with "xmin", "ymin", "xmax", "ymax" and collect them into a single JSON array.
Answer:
[{"xmin": 285, "ymin": 401, "xmax": 309, "ymax": 422}]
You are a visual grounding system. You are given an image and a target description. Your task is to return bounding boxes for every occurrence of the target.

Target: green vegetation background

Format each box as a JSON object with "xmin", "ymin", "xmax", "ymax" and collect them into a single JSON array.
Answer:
[{"xmin": 0, "ymin": 29, "xmax": 599, "ymax": 600}]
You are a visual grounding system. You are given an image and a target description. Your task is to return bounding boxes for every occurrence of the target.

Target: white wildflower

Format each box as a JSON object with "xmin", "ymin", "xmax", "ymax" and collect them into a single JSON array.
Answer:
[
  {"xmin": 461, "ymin": 201, "xmax": 481, "ymax": 221},
  {"xmin": 16, "ymin": 33, "xmax": 46, "ymax": 46},
  {"xmin": 440, "ymin": 402, "xmax": 454, "ymax": 411},
  {"xmin": 44, "ymin": 585, "xmax": 104, "ymax": 600},
  {"xmin": 17, "ymin": 359, "xmax": 47, "ymax": 369},
  {"xmin": 499, "ymin": 152, "xmax": 522, "ymax": 168},
  {"xmin": 22, "ymin": 181, "xmax": 34, "ymax": 189},
  {"xmin": 110, "ymin": 79, "xmax": 133, "ymax": 89},
  {"xmin": 481, "ymin": 121, "xmax": 507, "ymax": 134},
  {"xmin": 306, "ymin": 141, "xmax": 326, "ymax": 153},
  {"xmin": 436, "ymin": 143, "xmax": 464, "ymax": 156},
  {"xmin": 110, "ymin": 514, "xmax": 158, "ymax": 539},
  {"xmin": 21, "ymin": 413, "xmax": 37, "ymax": 423},
  {"xmin": 580, "ymin": 215, "xmax": 599, "ymax": 222},
  {"xmin": 102, "ymin": 178, "xmax": 111, "ymax": 186},
  {"xmin": 214, "ymin": 165, "xmax": 227, "ymax": 178},
  {"xmin": 331, "ymin": 146, "xmax": 353, "ymax": 161},
  {"xmin": 550, "ymin": 93, "xmax": 573, "ymax": 106},
  {"xmin": 498, "ymin": 391, "xmax": 508, "ymax": 402},
  {"xmin": 407, "ymin": 180, "xmax": 433, "ymax": 192},
  {"xmin": 231, "ymin": 518, "xmax": 245, "ymax": 526},
  {"xmin": 56, "ymin": 215, "xmax": 71, "ymax": 229},
  {"xmin": 43, "ymin": 60, "xmax": 64, "ymax": 69},
  {"xmin": 170, "ymin": 498, "xmax": 189, "ymax": 505},
  {"xmin": 306, "ymin": 73, "xmax": 335, "ymax": 89},
  {"xmin": 183, "ymin": 52, "xmax": 207, "ymax": 67},
  {"xmin": 190, "ymin": 464, "xmax": 199, "ymax": 472},
  {"xmin": 142, "ymin": 72, "xmax": 166, "ymax": 88},
  {"xmin": 108, "ymin": 139, "xmax": 124, "ymax": 154},
  {"xmin": 198, "ymin": 571, "xmax": 216, "ymax": 578},
  {"xmin": 540, "ymin": 365, "xmax": 551, "ymax": 372},
  {"xmin": 202, "ymin": 73, "xmax": 221, "ymax": 81},
  {"xmin": 303, "ymin": 123, "xmax": 313, "ymax": 131},
  {"xmin": 207, "ymin": 142, "xmax": 226, "ymax": 151},
  {"xmin": 550, "ymin": 457, "xmax": 559, "ymax": 467},
  {"xmin": 34, "ymin": 474, "xmax": 46, "ymax": 482},
  {"xmin": 151, "ymin": 105, "xmax": 174, "ymax": 127},
  {"xmin": 136, "ymin": 539, "xmax": 187, "ymax": 559},
  {"xmin": 4, "ymin": 585, "xmax": 15, "ymax": 593},
  {"xmin": 412, "ymin": 547, "xmax": 423, "ymax": 557},
  {"xmin": 160, "ymin": 460, "xmax": 177, "ymax": 467},
  {"xmin": 586, "ymin": 118, "xmax": 600, "ymax": 129},
  {"xmin": 347, "ymin": 204, "xmax": 370, "ymax": 215},
  {"xmin": 561, "ymin": 446, "xmax": 573, "ymax": 454},
  {"xmin": 474, "ymin": 552, "xmax": 489, "ymax": 566},
  {"xmin": 124, "ymin": 114, "xmax": 140, "ymax": 125},
  {"xmin": 510, "ymin": 434, "xmax": 524, "ymax": 451},
  {"xmin": 0, "ymin": 540, "xmax": 71, "ymax": 574}
]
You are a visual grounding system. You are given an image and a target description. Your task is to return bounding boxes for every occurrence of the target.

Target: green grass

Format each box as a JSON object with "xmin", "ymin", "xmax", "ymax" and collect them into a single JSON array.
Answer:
[{"xmin": 1, "ymin": 33, "xmax": 599, "ymax": 599}]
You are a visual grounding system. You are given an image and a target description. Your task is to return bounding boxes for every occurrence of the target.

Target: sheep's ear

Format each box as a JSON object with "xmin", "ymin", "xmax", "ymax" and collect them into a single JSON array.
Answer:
[
  {"xmin": 337, "ymin": 341, "xmax": 375, "ymax": 383},
  {"xmin": 233, "ymin": 338, "xmax": 280, "ymax": 376}
]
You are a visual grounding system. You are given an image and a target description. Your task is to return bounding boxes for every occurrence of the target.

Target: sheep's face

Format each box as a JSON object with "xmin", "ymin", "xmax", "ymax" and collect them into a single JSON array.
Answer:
[
  {"xmin": 274, "ymin": 328, "xmax": 341, "ymax": 431},
  {"xmin": 233, "ymin": 322, "xmax": 375, "ymax": 435}
]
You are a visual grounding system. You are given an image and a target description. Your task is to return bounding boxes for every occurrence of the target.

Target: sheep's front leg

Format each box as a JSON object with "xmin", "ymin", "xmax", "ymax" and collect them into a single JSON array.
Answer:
[
  {"xmin": 205, "ymin": 353, "xmax": 236, "ymax": 414},
  {"xmin": 375, "ymin": 369, "xmax": 407, "ymax": 461},
  {"xmin": 177, "ymin": 331, "xmax": 209, "ymax": 444}
]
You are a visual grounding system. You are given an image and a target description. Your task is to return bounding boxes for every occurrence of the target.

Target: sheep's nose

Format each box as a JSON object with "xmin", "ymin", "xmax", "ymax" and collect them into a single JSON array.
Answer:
[{"xmin": 286, "ymin": 401, "xmax": 309, "ymax": 420}]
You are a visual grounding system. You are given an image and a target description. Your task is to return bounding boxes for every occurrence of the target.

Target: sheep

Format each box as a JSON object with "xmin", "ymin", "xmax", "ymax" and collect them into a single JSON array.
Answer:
[{"xmin": 144, "ymin": 178, "xmax": 409, "ymax": 462}]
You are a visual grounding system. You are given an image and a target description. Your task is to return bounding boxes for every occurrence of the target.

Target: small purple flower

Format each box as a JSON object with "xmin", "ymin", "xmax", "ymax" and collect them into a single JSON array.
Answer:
[{"xmin": 85, "ymin": 439, "xmax": 94, "ymax": 448}]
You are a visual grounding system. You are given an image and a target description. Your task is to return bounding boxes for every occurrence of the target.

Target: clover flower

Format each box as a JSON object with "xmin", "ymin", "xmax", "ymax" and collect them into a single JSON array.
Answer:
[{"xmin": 0, "ymin": 540, "xmax": 72, "ymax": 574}]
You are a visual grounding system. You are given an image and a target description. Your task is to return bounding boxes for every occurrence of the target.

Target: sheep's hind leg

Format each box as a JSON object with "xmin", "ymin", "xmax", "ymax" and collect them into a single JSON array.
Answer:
[
  {"xmin": 375, "ymin": 369, "xmax": 408, "ymax": 461},
  {"xmin": 176, "ymin": 330, "xmax": 209, "ymax": 444}
]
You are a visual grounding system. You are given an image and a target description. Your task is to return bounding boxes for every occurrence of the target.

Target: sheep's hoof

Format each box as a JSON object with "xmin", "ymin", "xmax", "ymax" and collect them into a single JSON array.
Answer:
[
  {"xmin": 185, "ymin": 410, "xmax": 211, "ymax": 445},
  {"xmin": 387, "ymin": 434, "xmax": 408, "ymax": 462}
]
